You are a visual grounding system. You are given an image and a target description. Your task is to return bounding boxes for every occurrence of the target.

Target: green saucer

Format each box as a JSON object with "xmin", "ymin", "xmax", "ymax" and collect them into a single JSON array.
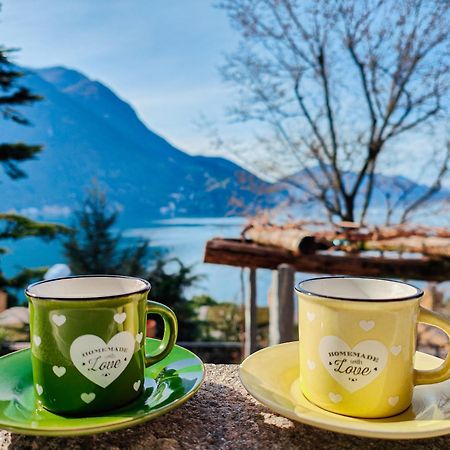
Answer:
[{"xmin": 0, "ymin": 338, "xmax": 204, "ymax": 436}]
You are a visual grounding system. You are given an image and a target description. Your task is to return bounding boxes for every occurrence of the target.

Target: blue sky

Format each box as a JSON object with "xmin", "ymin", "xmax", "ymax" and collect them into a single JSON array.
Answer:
[
  {"xmin": 1, "ymin": 0, "xmax": 238, "ymax": 156},
  {"xmin": 1, "ymin": 1, "xmax": 448, "ymax": 188}
]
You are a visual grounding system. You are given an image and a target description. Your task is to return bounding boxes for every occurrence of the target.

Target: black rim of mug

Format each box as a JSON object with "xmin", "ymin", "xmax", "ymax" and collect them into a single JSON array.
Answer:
[
  {"xmin": 25, "ymin": 274, "xmax": 151, "ymax": 301},
  {"xmin": 295, "ymin": 275, "xmax": 423, "ymax": 302}
]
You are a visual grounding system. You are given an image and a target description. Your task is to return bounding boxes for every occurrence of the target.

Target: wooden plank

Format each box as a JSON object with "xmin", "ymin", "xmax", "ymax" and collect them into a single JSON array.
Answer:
[
  {"xmin": 244, "ymin": 268, "xmax": 257, "ymax": 357},
  {"xmin": 243, "ymin": 227, "xmax": 319, "ymax": 254},
  {"xmin": 269, "ymin": 264, "xmax": 295, "ymax": 345},
  {"xmin": 204, "ymin": 238, "xmax": 450, "ymax": 282}
]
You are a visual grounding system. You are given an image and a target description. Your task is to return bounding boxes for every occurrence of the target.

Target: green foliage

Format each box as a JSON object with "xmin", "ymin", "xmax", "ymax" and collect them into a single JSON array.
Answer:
[
  {"xmin": 0, "ymin": 267, "xmax": 47, "ymax": 290},
  {"xmin": 0, "ymin": 47, "xmax": 43, "ymax": 180},
  {"xmin": 0, "ymin": 327, "xmax": 8, "ymax": 348},
  {"xmin": 190, "ymin": 294, "xmax": 218, "ymax": 308},
  {"xmin": 0, "ymin": 143, "xmax": 41, "ymax": 179},
  {"xmin": 0, "ymin": 42, "xmax": 68, "ymax": 301},
  {"xmin": 64, "ymin": 187, "xmax": 209, "ymax": 341},
  {"xmin": 196, "ymin": 302, "xmax": 243, "ymax": 342},
  {"xmin": 0, "ymin": 213, "xmax": 68, "ymax": 241},
  {"xmin": 63, "ymin": 187, "xmax": 149, "ymax": 277}
]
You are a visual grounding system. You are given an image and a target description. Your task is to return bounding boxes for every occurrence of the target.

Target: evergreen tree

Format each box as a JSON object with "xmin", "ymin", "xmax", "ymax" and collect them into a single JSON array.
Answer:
[
  {"xmin": 0, "ymin": 41, "xmax": 67, "ymax": 302},
  {"xmin": 0, "ymin": 48, "xmax": 42, "ymax": 178},
  {"xmin": 64, "ymin": 187, "xmax": 206, "ymax": 341},
  {"xmin": 63, "ymin": 186, "xmax": 149, "ymax": 276}
]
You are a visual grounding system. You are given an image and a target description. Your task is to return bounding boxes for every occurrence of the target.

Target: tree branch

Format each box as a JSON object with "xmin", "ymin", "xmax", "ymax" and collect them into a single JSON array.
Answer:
[
  {"xmin": 293, "ymin": 74, "xmax": 331, "ymax": 159},
  {"xmin": 359, "ymin": 160, "xmax": 377, "ymax": 225},
  {"xmin": 400, "ymin": 143, "xmax": 450, "ymax": 223}
]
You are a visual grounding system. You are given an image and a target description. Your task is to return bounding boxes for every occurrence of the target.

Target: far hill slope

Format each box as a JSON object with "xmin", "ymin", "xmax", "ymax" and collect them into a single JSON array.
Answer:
[{"xmin": 0, "ymin": 66, "xmax": 272, "ymax": 223}]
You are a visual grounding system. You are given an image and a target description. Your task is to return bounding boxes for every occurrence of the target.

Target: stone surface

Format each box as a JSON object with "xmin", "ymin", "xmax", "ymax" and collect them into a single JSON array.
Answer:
[{"xmin": 1, "ymin": 364, "xmax": 449, "ymax": 449}]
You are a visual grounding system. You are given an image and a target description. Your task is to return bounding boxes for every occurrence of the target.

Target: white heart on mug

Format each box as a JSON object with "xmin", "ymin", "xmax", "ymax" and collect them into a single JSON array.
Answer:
[
  {"xmin": 307, "ymin": 360, "xmax": 316, "ymax": 370},
  {"xmin": 35, "ymin": 384, "xmax": 43, "ymax": 396},
  {"xmin": 70, "ymin": 332, "xmax": 135, "ymax": 388},
  {"xmin": 33, "ymin": 335, "xmax": 41, "ymax": 346},
  {"xmin": 388, "ymin": 396, "xmax": 399, "ymax": 406},
  {"xmin": 81, "ymin": 392, "xmax": 96, "ymax": 404},
  {"xmin": 359, "ymin": 320, "xmax": 375, "ymax": 332},
  {"xmin": 306, "ymin": 312, "xmax": 316, "ymax": 322},
  {"xmin": 329, "ymin": 392, "xmax": 342, "ymax": 403},
  {"xmin": 52, "ymin": 366, "xmax": 66, "ymax": 377},
  {"xmin": 136, "ymin": 332, "xmax": 143, "ymax": 344},
  {"xmin": 133, "ymin": 380, "xmax": 141, "ymax": 391},
  {"xmin": 114, "ymin": 313, "xmax": 127, "ymax": 324},
  {"xmin": 391, "ymin": 345, "xmax": 402, "ymax": 356},
  {"xmin": 319, "ymin": 336, "xmax": 388, "ymax": 393},
  {"xmin": 52, "ymin": 314, "xmax": 66, "ymax": 327}
]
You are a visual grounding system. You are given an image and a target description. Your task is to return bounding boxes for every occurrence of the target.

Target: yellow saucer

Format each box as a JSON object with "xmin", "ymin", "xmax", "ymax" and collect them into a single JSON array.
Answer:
[{"xmin": 239, "ymin": 342, "xmax": 450, "ymax": 440}]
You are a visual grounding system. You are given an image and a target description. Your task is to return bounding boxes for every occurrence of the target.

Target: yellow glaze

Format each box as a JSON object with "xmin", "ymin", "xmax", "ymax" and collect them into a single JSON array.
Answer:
[
  {"xmin": 297, "ymin": 292, "xmax": 450, "ymax": 418},
  {"xmin": 239, "ymin": 342, "xmax": 450, "ymax": 439}
]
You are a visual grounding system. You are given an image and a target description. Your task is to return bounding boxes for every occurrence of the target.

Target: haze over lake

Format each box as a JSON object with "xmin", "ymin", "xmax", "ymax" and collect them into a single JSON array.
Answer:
[{"xmin": 3, "ymin": 217, "xmax": 279, "ymax": 305}]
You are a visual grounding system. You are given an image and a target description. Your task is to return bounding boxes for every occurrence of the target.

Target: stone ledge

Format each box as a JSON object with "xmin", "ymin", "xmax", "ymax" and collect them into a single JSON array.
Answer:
[{"xmin": 1, "ymin": 364, "xmax": 449, "ymax": 449}]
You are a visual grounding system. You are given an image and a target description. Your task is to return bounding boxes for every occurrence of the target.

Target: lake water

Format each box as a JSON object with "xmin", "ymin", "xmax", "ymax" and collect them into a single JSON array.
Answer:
[
  {"xmin": 124, "ymin": 217, "xmax": 266, "ymax": 304},
  {"xmin": 2, "ymin": 217, "xmax": 297, "ymax": 305},
  {"xmin": 2, "ymin": 216, "xmax": 437, "ymax": 306}
]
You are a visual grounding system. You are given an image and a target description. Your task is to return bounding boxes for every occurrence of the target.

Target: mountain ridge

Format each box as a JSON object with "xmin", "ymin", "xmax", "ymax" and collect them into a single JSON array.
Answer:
[
  {"xmin": 1, "ymin": 65, "xmax": 446, "ymax": 224},
  {"xmin": 0, "ymin": 66, "xmax": 272, "ymax": 223}
]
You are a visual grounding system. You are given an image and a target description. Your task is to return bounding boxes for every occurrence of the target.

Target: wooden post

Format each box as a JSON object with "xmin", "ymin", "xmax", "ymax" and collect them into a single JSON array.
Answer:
[
  {"xmin": 0, "ymin": 290, "xmax": 6, "ymax": 313},
  {"xmin": 269, "ymin": 264, "xmax": 295, "ymax": 345},
  {"xmin": 244, "ymin": 268, "xmax": 257, "ymax": 357}
]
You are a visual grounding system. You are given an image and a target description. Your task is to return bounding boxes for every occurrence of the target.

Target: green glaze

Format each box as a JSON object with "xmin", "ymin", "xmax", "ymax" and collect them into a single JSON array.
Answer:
[
  {"xmin": 145, "ymin": 301, "xmax": 177, "ymax": 367},
  {"xmin": 0, "ymin": 339, "xmax": 204, "ymax": 436},
  {"xmin": 27, "ymin": 281, "xmax": 177, "ymax": 415}
]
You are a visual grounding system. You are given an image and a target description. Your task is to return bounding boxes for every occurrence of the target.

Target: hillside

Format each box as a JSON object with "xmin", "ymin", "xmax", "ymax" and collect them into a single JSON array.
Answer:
[
  {"xmin": 0, "ymin": 66, "xmax": 446, "ymax": 225},
  {"xmin": 0, "ymin": 66, "xmax": 271, "ymax": 223}
]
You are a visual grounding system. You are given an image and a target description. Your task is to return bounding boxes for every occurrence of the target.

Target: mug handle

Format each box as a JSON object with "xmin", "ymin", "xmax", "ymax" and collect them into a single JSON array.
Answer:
[
  {"xmin": 144, "ymin": 300, "xmax": 178, "ymax": 367},
  {"xmin": 414, "ymin": 306, "xmax": 450, "ymax": 385}
]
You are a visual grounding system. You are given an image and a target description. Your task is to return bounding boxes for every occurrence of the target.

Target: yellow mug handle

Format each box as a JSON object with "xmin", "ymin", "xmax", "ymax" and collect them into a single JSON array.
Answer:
[{"xmin": 414, "ymin": 307, "xmax": 450, "ymax": 385}]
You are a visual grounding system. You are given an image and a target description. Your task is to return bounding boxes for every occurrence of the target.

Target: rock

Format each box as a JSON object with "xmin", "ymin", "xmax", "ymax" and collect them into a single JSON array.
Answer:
[
  {"xmin": 1, "ymin": 364, "xmax": 449, "ymax": 449},
  {"xmin": 0, "ymin": 307, "xmax": 29, "ymax": 329}
]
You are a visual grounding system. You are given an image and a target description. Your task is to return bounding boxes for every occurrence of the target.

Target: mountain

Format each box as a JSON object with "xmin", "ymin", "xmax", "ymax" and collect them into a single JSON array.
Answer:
[
  {"xmin": 0, "ymin": 66, "xmax": 271, "ymax": 223},
  {"xmin": 1, "ymin": 66, "xmax": 446, "ymax": 225},
  {"xmin": 280, "ymin": 167, "xmax": 449, "ymax": 222}
]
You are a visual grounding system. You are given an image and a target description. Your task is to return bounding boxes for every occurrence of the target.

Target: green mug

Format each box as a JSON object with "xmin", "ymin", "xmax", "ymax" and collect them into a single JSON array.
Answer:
[{"xmin": 26, "ymin": 275, "xmax": 178, "ymax": 415}]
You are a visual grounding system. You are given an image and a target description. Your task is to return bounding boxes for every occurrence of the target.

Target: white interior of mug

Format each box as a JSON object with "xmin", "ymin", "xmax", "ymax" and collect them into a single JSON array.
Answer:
[
  {"xmin": 26, "ymin": 276, "xmax": 150, "ymax": 300},
  {"xmin": 297, "ymin": 277, "xmax": 422, "ymax": 301}
]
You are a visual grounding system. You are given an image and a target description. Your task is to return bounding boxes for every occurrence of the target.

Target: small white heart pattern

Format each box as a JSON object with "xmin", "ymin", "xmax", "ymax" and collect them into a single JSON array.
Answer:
[
  {"xmin": 391, "ymin": 345, "xmax": 402, "ymax": 356},
  {"xmin": 52, "ymin": 366, "xmax": 66, "ymax": 377},
  {"xmin": 359, "ymin": 320, "xmax": 375, "ymax": 331},
  {"xmin": 33, "ymin": 335, "xmax": 41, "ymax": 346},
  {"xmin": 35, "ymin": 384, "xmax": 43, "ymax": 396},
  {"xmin": 114, "ymin": 312, "xmax": 127, "ymax": 324},
  {"xmin": 388, "ymin": 396, "xmax": 399, "ymax": 406},
  {"xmin": 133, "ymin": 380, "xmax": 141, "ymax": 391},
  {"xmin": 51, "ymin": 314, "xmax": 66, "ymax": 327},
  {"xmin": 306, "ymin": 312, "xmax": 316, "ymax": 322},
  {"xmin": 306, "ymin": 360, "xmax": 316, "ymax": 370},
  {"xmin": 136, "ymin": 332, "xmax": 143, "ymax": 344},
  {"xmin": 329, "ymin": 392, "xmax": 342, "ymax": 403},
  {"xmin": 81, "ymin": 392, "xmax": 96, "ymax": 404}
]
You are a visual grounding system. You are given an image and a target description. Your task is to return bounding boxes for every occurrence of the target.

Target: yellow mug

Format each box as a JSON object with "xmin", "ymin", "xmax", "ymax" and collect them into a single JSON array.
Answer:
[{"xmin": 296, "ymin": 276, "xmax": 450, "ymax": 418}]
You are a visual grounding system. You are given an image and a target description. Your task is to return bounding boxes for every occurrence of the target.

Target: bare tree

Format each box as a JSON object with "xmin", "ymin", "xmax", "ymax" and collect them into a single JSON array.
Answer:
[{"xmin": 217, "ymin": 0, "xmax": 450, "ymax": 224}]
